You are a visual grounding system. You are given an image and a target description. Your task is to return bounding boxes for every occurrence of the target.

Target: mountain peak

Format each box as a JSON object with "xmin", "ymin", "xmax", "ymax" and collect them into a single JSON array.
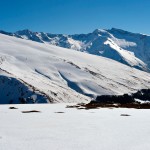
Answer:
[
  {"xmin": 93, "ymin": 29, "xmax": 107, "ymax": 34},
  {"xmin": 15, "ymin": 29, "xmax": 33, "ymax": 34},
  {"xmin": 108, "ymin": 28, "xmax": 136, "ymax": 35},
  {"xmin": 110, "ymin": 28, "xmax": 125, "ymax": 31}
]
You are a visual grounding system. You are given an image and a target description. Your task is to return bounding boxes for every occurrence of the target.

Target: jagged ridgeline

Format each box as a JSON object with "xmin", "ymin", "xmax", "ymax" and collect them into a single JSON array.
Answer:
[{"xmin": 1, "ymin": 28, "xmax": 150, "ymax": 72}]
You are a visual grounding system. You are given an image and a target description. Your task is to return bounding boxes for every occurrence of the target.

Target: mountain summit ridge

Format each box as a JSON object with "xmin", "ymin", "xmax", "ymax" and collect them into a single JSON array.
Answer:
[{"xmin": 0, "ymin": 28, "xmax": 150, "ymax": 72}]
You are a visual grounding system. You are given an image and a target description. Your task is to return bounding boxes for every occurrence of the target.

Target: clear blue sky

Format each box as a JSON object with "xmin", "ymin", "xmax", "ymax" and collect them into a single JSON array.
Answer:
[{"xmin": 0, "ymin": 0, "xmax": 150, "ymax": 34}]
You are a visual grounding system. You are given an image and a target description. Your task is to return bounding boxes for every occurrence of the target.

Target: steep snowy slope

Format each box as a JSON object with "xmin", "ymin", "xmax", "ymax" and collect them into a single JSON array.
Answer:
[
  {"xmin": 1, "ymin": 28, "xmax": 149, "ymax": 71},
  {"xmin": 0, "ymin": 33, "xmax": 150, "ymax": 104},
  {"xmin": 0, "ymin": 69, "xmax": 48, "ymax": 104}
]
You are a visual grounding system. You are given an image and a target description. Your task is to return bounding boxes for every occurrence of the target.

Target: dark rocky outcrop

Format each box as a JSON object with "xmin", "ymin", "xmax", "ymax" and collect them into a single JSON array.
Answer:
[
  {"xmin": 67, "ymin": 89, "xmax": 150, "ymax": 109},
  {"xmin": 96, "ymin": 89, "xmax": 150, "ymax": 104}
]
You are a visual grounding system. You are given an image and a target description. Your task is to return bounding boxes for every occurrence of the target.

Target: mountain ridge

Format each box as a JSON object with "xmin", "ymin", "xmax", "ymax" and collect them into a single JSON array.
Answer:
[
  {"xmin": 0, "ymin": 33, "xmax": 150, "ymax": 104},
  {"xmin": 0, "ymin": 28, "xmax": 150, "ymax": 72}
]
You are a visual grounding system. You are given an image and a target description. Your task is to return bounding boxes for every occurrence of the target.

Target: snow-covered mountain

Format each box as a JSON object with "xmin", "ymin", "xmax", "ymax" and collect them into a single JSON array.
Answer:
[
  {"xmin": 0, "ymin": 33, "xmax": 150, "ymax": 104},
  {"xmin": 1, "ymin": 28, "xmax": 150, "ymax": 71}
]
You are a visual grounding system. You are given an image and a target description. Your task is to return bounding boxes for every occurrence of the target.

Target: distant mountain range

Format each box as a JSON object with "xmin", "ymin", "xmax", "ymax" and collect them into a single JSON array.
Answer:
[
  {"xmin": 0, "ymin": 33, "xmax": 150, "ymax": 104},
  {"xmin": 1, "ymin": 28, "xmax": 150, "ymax": 72}
]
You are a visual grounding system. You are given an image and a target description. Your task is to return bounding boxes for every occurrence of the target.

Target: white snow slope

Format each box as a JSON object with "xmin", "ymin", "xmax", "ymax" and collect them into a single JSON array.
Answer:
[
  {"xmin": 1, "ymin": 28, "xmax": 150, "ymax": 71},
  {"xmin": 0, "ymin": 104, "xmax": 150, "ymax": 150},
  {"xmin": 0, "ymin": 33, "xmax": 150, "ymax": 104}
]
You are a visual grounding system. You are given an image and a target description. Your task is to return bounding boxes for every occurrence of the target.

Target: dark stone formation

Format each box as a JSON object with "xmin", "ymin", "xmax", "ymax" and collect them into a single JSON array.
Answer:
[{"xmin": 96, "ymin": 89, "xmax": 150, "ymax": 104}]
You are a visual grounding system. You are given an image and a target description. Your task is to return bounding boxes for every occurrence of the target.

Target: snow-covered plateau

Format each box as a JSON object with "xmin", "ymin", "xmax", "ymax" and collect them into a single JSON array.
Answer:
[
  {"xmin": 0, "ymin": 33, "xmax": 150, "ymax": 104},
  {"xmin": 0, "ymin": 104, "xmax": 150, "ymax": 150}
]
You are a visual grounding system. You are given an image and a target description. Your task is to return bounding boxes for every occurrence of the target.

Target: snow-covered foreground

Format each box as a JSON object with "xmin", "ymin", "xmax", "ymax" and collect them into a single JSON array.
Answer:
[
  {"xmin": 0, "ymin": 33, "xmax": 150, "ymax": 104},
  {"xmin": 0, "ymin": 104, "xmax": 150, "ymax": 150}
]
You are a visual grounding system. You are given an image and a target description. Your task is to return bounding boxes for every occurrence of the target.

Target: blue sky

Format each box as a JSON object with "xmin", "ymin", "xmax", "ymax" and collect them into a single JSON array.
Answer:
[{"xmin": 0, "ymin": 0, "xmax": 150, "ymax": 34}]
